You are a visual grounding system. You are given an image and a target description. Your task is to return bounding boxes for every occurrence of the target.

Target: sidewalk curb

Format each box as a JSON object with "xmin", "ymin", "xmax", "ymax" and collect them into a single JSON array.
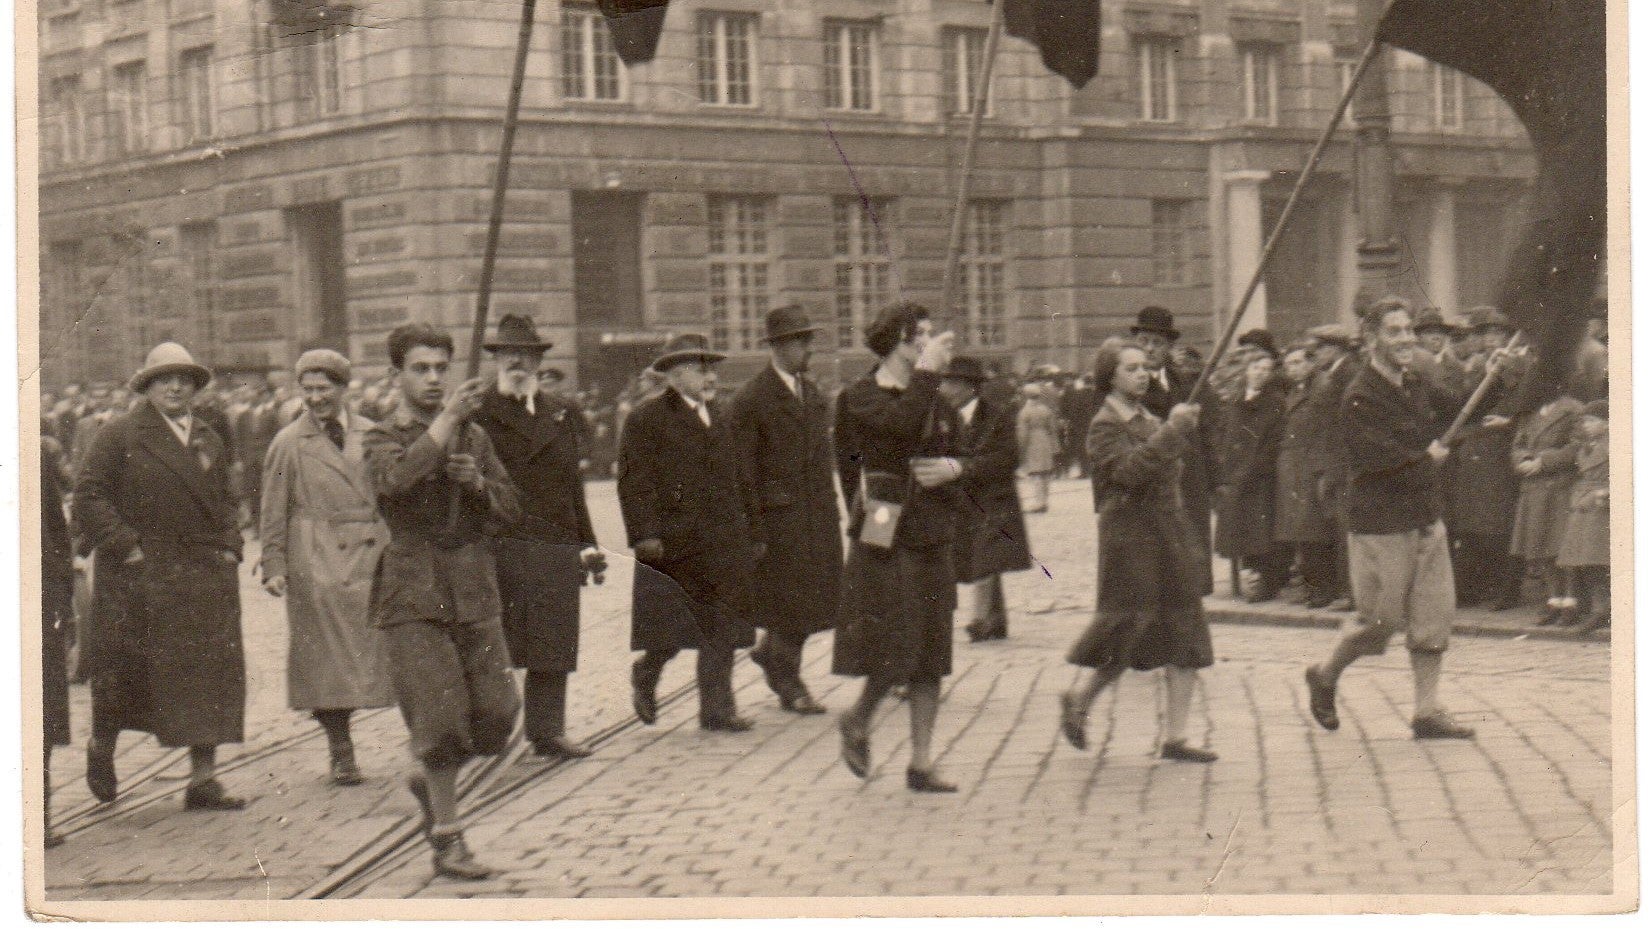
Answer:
[{"xmin": 1204, "ymin": 601, "xmax": 1609, "ymax": 644}]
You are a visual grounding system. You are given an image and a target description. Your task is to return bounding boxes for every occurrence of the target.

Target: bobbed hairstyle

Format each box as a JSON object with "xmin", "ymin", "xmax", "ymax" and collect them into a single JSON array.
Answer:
[
  {"xmin": 865, "ymin": 301, "xmax": 931, "ymax": 358},
  {"xmin": 1092, "ymin": 336, "xmax": 1139, "ymax": 394},
  {"xmin": 387, "ymin": 324, "xmax": 455, "ymax": 370}
]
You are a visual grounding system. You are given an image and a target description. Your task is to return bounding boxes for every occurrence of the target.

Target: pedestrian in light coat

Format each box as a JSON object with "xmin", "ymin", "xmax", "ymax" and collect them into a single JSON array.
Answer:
[
  {"xmin": 74, "ymin": 342, "xmax": 249, "ymax": 812},
  {"xmin": 1510, "ymin": 391, "xmax": 1586, "ymax": 624},
  {"xmin": 1016, "ymin": 382, "xmax": 1060, "ymax": 513},
  {"xmin": 728, "ymin": 306, "xmax": 843, "ymax": 715},
  {"xmin": 259, "ymin": 349, "xmax": 396, "ymax": 786}
]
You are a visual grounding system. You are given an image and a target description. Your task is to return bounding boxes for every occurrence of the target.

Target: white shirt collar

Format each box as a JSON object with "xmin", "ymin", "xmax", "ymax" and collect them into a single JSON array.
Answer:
[
  {"xmin": 672, "ymin": 386, "xmax": 711, "ymax": 426},
  {"xmin": 1155, "ymin": 368, "xmax": 1171, "ymax": 390},
  {"xmin": 874, "ymin": 366, "xmax": 905, "ymax": 390},
  {"xmin": 772, "ymin": 362, "xmax": 801, "ymax": 398},
  {"xmin": 497, "ymin": 373, "xmax": 537, "ymax": 416},
  {"xmin": 958, "ymin": 397, "xmax": 979, "ymax": 426},
  {"xmin": 162, "ymin": 411, "xmax": 192, "ymax": 446}
]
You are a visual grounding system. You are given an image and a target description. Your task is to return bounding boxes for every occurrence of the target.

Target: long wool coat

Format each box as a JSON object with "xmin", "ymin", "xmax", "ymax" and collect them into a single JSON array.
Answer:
[
  {"xmin": 618, "ymin": 389, "xmax": 756, "ymax": 653},
  {"xmin": 74, "ymin": 400, "xmax": 246, "ymax": 747},
  {"xmin": 954, "ymin": 397, "xmax": 1033, "ymax": 582},
  {"xmin": 727, "ymin": 366, "xmax": 844, "ymax": 639},
  {"xmin": 1509, "ymin": 397, "xmax": 1584, "ymax": 560},
  {"xmin": 1557, "ymin": 435, "xmax": 1609, "ymax": 568},
  {"xmin": 1273, "ymin": 380, "xmax": 1333, "ymax": 544},
  {"xmin": 1015, "ymin": 396, "xmax": 1061, "ymax": 476},
  {"xmin": 1215, "ymin": 385, "xmax": 1285, "ymax": 558},
  {"xmin": 259, "ymin": 408, "xmax": 396, "ymax": 711},
  {"xmin": 475, "ymin": 387, "xmax": 598, "ymax": 673},
  {"xmin": 1445, "ymin": 360, "xmax": 1519, "ymax": 540}
]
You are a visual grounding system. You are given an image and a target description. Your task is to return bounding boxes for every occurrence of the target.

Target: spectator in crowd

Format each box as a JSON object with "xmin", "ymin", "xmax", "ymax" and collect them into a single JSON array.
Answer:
[
  {"xmin": 1557, "ymin": 400, "xmax": 1610, "ymax": 635},
  {"xmin": 1510, "ymin": 390, "xmax": 1586, "ymax": 625},
  {"xmin": 1016, "ymin": 382, "xmax": 1060, "ymax": 513},
  {"xmin": 1274, "ymin": 342, "xmax": 1339, "ymax": 608},
  {"xmin": 1303, "ymin": 323, "xmax": 1362, "ymax": 611},
  {"xmin": 1133, "ymin": 307, "xmax": 1218, "ymax": 592},
  {"xmin": 42, "ymin": 447, "xmax": 74, "ymax": 848},
  {"xmin": 1445, "ymin": 307, "xmax": 1526, "ymax": 610},
  {"xmin": 1215, "ymin": 347, "xmax": 1289, "ymax": 603}
]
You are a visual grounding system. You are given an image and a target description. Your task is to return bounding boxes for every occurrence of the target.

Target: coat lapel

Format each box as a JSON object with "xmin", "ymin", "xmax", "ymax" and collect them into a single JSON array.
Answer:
[
  {"xmin": 134, "ymin": 403, "xmax": 220, "ymax": 515},
  {"xmin": 295, "ymin": 410, "xmax": 375, "ymax": 504},
  {"xmin": 483, "ymin": 388, "xmax": 560, "ymax": 459}
]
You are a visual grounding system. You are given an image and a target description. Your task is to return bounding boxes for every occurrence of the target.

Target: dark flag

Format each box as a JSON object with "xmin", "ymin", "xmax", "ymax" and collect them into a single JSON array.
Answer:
[
  {"xmin": 1003, "ymin": 0, "xmax": 1103, "ymax": 89},
  {"xmin": 1379, "ymin": 0, "xmax": 1606, "ymax": 409},
  {"xmin": 600, "ymin": 0, "xmax": 672, "ymax": 67}
]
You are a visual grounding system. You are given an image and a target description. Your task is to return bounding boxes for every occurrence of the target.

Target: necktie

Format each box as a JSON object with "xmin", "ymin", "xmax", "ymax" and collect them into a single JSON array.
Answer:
[{"xmin": 324, "ymin": 417, "xmax": 345, "ymax": 450}]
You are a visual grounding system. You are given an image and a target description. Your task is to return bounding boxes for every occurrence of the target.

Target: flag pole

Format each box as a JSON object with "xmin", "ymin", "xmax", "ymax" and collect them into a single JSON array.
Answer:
[
  {"xmin": 1187, "ymin": 28, "xmax": 1384, "ymax": 400},
  {"xmin": 940, "ymin": 1, "xmax": 1006, "ymax": 320}
]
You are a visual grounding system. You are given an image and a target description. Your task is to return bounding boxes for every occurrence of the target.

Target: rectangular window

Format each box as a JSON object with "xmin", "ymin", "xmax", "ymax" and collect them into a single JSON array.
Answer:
[
  {"xmin": 1335, "ymin": 53, "xmax": 1359, "ymax": 96},
  {"xmin": 177, "ymin": 46, "xmax": 215, "ymax": 142},
  {"xmin": 824, "ymin": 20, "xmax": 877, "ymax": 112},
  {"xmin": 562, "ymin": 6, "xmax": 625, "ymax": 101},
  {"xmin": 1151, "ymin": 200, "xmax": 1194, "ymax": 286},
  {"xmin": 45, "ymin": 76, "xmax": 86, "ymax": 167},
  {"xmin": 1238, "ymin": 44, "xmax": 1279, "ymax": 124},
  {"xmin": 942, "ymin": 27, "xmax": 990, "ymax": 116},
  {"xmin": 1432, "ymin": 62, "xmax": 1463, "ymax": 130},
  {"xmin": 697, "ymin": 12, "xmax": 756, "ymax": 106},
  {"xmin": 832, "ymin": 197, "xmax": 894, "ymax": 350},
  {"xmin": 109, "ymin": 61, "xmax": 150, "ymax": 154},
  {"xmin": 707, "ymin": 196, "xmax": 771, "ymax": 351},
  {"xmin": 296, "ymin": 25, "xmax": 344, "ymax": 117},
  {"xmin": 1135, "ymin": 36, "xmax": 1180, "ymax": 122},
  {"xmin": 180, "ymin": 222, "xmax": 217, "ymax": 349},
  {"xmin": 960, "ymin": 200, "xmax": 1007, "ymax": 348}
]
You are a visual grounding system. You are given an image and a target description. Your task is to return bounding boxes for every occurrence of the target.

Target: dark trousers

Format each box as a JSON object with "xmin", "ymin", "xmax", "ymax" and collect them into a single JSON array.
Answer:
[
  {"xmin": 523, "ymin": 670, "xmax": 570, "ymax": 748},
  {"xmin": 1319, "ymin": 479, "xmax": 1352, "ymax": 599},
  {"xmin": 753, "ymin": 629, "xmax": 810, "ymax": 695},
  {"xmin": 636, "ymin": 644, "xmax": 736, "ymax": 723},
  {"xmin": 1452, "ymin": 533, "xmax": 1521, "ymax": 605},
  {"xmin": 1296, "ymin": 542, "xmax": 1338, "ymax": 596},
  {"xmin": 1243, "ymin": 547, "xmax": 1292, "ymax": 594}
]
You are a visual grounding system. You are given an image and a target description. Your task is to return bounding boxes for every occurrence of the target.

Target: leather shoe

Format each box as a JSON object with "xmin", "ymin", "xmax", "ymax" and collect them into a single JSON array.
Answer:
[
  {"xmin": 1305, "ymin": 666, "xmax": 1340, "ymax": 731},
  {"xmin": 1412, "ymin": 713, "xmax": 1475, "ymax": 740},
  {"xmin": 906, "ymin": 768, "xmax": 958, "ymax": 793},
  {"xmin": 700, "ymin": 714, "xmax": 754, "ymax": 733},
  {"xmin": 1159, "ymin": 739, "xmax": 1219, "ymax": 763},
  {"xmin": 839, "ymin": 714, "xmax": 870, "ymax": 778},
  {"xmin": 431, "ymin": 830, "xmax": 495, "ymax": 881},
  {"xmin": 534, "ymin": 736, "xmax": 594, "ymax": 759},
  {"xmin": 183, "ymin": 779, "xmax": 248, "ymax": 811},
  {"xmin": 329, "ymin": 757, "xmax": 365, "ymax": 786},
  {"xmin": 1058, "ymin": 692, "xmax": 1089, "ymax": 750},
  {"xmin": 630, "ymin": 662, "xmax": 658, "ymax": 725},
  {"xmin": 782, "ymin": 692, "xmax": 827, "ymax": 715},
  {"xmin": 85, "ymin": 743, "xmax": 117, "ymax": 804}
]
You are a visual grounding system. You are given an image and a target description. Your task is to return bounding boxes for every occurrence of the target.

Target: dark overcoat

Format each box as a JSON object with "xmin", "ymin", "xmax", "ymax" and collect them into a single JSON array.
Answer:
[
  {"xmin": 1273, "ymin": 380, "xmax": 1333, "ymax": 544},
  {"xmin": 475, "ymin": 387, "xmax": 597, "ymax": 673},
  {"xmin": 73, "ymin": 401, "xmax": 245, "ymax": 747},
  {"xmin": 1142, "ymin": 365, "xmax": 1218, "ymax": 590},
  {"xmin": 1214, "ymin": 384, "xmax": 1286, "ymax": 558},
  {"xmin": 1446, "ymin": 361, "xmax": 1520, "ymax": 539},
  {"xmin": 727, "ymin": 366, "xmax": 844, "ymax": 638},
  {"xmin": 617, "ymin": 389, "xmax": 756, "ymax": 653},
  {"xmin": 42, "ymin": 452, "xmax": 73, "ymax": 747},
  {"xmin": 953, "ymin": 396, "xmax": 1033, "ymax": 582}
]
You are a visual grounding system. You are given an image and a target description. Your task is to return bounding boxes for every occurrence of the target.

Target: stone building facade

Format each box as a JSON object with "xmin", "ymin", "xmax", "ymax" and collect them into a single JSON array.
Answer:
[{"xmin": 36, "ymin": 0, "xmax": 1535, "ymax": 395}]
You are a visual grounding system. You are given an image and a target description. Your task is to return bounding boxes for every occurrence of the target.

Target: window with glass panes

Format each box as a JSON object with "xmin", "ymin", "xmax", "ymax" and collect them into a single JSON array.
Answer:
[
  {"xmin": 832, "ymin": 197, "xmax": 893, "ymax": 349},
  {"xmin": 177, "ymin": 46, "xmax": 214, "ymax": 142},
  {"xmin": 1151, "ymin": 200, "xmax": 1194, "ymax": 286},
  {"xmin": 824, "ymin": 20, "xmax": 877, "ymax": 111},
  {"xmin": 562, "ymin": 6, "xmax": 625, "ymax": 101},
  {"xmin": 1432, "ymin": 63, "xmax": 1463, "ymax": 130},
  {"xmin": 109, "ymin": 61, "xmax": 149, "ymax": 154},
  {"xmin": 697, "ymin": 12, "xmax": 756, "ymax": 106},
  {"xmin": 1334, "ymin": 52, "xmax": 1359, "ymax": 95},
  {"xmin": 46, "ymin": 76, "xmax": 86, "ymax": 166},
  {"xmin": 959, "ymin": 200, "xmax": 1007, "ymax": 347},
  {"xmin": 1238, "ymin": 44, "xmax": 1279, "ymax": 124},
  {"xmin": 296, "ymin": 25, "xmax": 344, "ymax": 117},
  {"xmin": 942, "ymin": 27, "xmax": 989, "ymax": 115},
  {"xmin": 1135, "ymin": 36, "xmax": 1179, "ymax": 122},
  {"xmin": 707, "ymin": 196, "xmax": 771, "ymax": 351}
]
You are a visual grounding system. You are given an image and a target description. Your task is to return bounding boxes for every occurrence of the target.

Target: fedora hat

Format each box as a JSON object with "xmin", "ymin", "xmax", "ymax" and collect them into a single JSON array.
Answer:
[
  {"xmin": 130, "ymin": 342, "xmax": 212, "ymax": 393},
  {"xmin": 1465, "ymin": 306, "xmax": 1512, "ymax": 332},
  {"xmin": 650, "ymin": 333, "xmax": 727, "ymax": 372},
  {"xmin": 483, "ymin": 313, "xmax": 554, "ymax": 352},
  {"xmin": 761, "ymin": 304, "xmax": 822, "ymax": 344},
  {"xmin": 1130, "ymin": 305, "xmax": 1180, "ymax": 341},
  {"xmin": 940, "ymin": 355, "xmax": 988, "ymax": 384},
  {"xmin": 1414, "ymin": 308, "xmax": 1456, "ymax": 335}
]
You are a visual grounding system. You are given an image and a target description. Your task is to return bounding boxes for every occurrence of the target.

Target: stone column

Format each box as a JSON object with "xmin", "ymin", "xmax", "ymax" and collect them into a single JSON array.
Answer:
[
  {"xmin": 1425, "ymin": 180, "xmax": 1461, "ymax": 314},
  {"xmin": 1224, "ymin": 169, "xmax": 1271, "ymax": 333}
]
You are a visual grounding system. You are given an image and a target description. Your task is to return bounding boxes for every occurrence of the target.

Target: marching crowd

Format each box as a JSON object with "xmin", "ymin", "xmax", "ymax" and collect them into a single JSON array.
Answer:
[{"xmin": 39, "ymin": 294, "xmax": 1612, "ymax": 881}]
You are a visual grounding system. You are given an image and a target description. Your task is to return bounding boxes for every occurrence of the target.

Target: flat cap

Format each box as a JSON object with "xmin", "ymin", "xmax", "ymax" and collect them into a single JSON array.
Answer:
[{"xmin": 1305, "ymin": 323, "xmax": 1359, "ymax": 349}]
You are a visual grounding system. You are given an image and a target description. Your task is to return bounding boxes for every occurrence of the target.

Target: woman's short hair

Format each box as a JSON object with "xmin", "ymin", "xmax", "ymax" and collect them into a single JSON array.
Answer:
[
  {"xmin": 1092, "ymin": 336, "xmax": 1138, "ymax": 391},
  {"xmin": 387, "ymin": 324, "xmax": 455, "ymax": 370},
  {"xmin": 865, "ymin": 302, "xmax": 931, "ymax": 358}
]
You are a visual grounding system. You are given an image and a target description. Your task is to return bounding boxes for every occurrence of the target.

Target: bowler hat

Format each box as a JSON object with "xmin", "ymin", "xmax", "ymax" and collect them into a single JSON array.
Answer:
[
  {"xmin": 941, "ymin": 356, "xmax": 988, "ymax": 384},
  {"xmin": 1414, "ymin": 308, "xmax": 1456, "ymax": 335},
  {"xmin": 1305, "ymin": 323, "xmax": 1359, "ymax": 350},
  {"xmin": 761, "ymin": 304, "xmax": 822, "ymax": 343},
  {"xmin": 130, "ymin": 342, "xmax": 212, "ymax": 393},
  {"xmin": 1131, "ymin": 306, "xmax": 1181, "ymax": 341},
  {"xmin": 483, "ymin": 313, "xmax": 554, "ymax": 352},
  {"xmin": 650, "ymin": 333, "xmax": 726, "ymax": 372}
]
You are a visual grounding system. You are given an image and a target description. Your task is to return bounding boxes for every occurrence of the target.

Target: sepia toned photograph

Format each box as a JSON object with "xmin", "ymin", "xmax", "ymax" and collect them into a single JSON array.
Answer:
[{"xmin": 20, "ymin": 0, "xmax": 1632, "ymax": 918}]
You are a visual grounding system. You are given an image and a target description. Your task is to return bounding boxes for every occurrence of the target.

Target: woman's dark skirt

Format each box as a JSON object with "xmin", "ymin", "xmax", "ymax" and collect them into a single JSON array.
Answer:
[
  {"xmin": 1068, "ymin": 524, "xmax": 1214, "ymax": 672},
  {"xmin": 832, "ymin": 541, "xmax": 956, "ymax": 683}
]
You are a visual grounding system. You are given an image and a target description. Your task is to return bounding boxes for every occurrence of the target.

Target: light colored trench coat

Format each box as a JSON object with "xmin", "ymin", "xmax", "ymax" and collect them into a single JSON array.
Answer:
[{"xmin": 260, "ymin": 408, "xmax": 396, "ymax": 711}]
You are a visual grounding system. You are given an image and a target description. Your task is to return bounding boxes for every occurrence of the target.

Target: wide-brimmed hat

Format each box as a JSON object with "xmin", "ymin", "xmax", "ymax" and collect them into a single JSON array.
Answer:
[
  {"xmin": 1414, "ymin": 308, "xmax": 1456, "ymax": 335},
  {"xmin": 1130, "ymin": 305, "xmax": 1180, "ymax": 341},
  {"xmin": 761, "ymin": 304, "xmax": 822, "ymax": 344},
  {"xmin": 1465, "ymin": 306, "xmax": 1513, "ymax": 332},
  {"xmin": 650, "ymin": 333, "xmax": 726, "ymax": 372},
  {"xmin": 940, "ymin": 356, "xmax": 988, "ymax": 384},
  {"xmin": 1305, "ymin": 324, "xmax": 1359, "ymax": 350},
  {"xmin": 483, "ymin": 313, "xmax": 554, "ymax": 352},
  {"xmin": 130, "ymin": 342, "xmax": 212, "ymax": 393}
]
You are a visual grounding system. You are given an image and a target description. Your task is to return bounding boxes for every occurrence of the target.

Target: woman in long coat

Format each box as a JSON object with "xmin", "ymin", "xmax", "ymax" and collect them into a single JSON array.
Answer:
[
  {"xmin": 259, "ymin": 350, "xmax": 395, "ymax": 784},
  {"xmin": 1214, "ymin": 350, "xmax": 1287, "ymax": 602},
  {"xmin": 1273, "ymin": 344, "xmax": 1337, "ymax": 607},
  {"xmin": 1015, "ymin": 383, "xmax": 1060, "ymax": 512},
  {"xmin": 1510, "ymin": 393, "xmax": 1585, "ymax": 623},
  {"xmin": 74, "ymin": 343, "xmax": 249, "ymax": 811},
  {"xmin": 1059, "ymin": 341, "xmax": 1217, "ymax": 763},
  {"xmin": 833, "ymin": 303, "xmax": 966, "ymax": 792}
]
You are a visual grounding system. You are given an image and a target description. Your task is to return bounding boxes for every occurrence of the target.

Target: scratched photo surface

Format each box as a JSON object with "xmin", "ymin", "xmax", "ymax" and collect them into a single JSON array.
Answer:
[{"xmin": 23, "ymin": 0, "xmax": 1631, "ymax": 918}]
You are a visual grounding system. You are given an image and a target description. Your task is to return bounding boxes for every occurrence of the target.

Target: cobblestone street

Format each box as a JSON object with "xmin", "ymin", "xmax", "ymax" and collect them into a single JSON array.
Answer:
[{"xmin": 40, "ymin": 479, "xmax": 1622, "ymax": 911}]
